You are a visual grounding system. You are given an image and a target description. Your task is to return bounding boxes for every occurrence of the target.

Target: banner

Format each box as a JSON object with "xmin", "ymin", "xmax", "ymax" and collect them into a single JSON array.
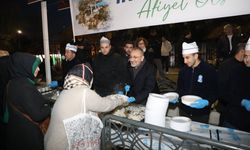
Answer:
[
  {"xmin": 27, "ymin": 0, "xmax": 42, "ymax": 4},
  {"xmin": 58, "ymin": 0, "xmax": 70, "ymax": 11},
  {"xmin": 69, "ymin": 0, "xmax": 250, "ymax": 36}
]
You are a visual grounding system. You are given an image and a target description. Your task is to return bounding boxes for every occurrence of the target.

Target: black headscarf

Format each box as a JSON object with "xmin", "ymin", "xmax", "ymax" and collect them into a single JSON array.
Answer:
[
  {"xmin": 63, "ymin": 63, "xmax": 93, "ymax": 90},
  {"xmin": 68, "ymin": 63, "xmax": 93, "ymax": 83},
  {"xmin": 8, "ymin": 52, "xmax": 41, "ymax": 81}
]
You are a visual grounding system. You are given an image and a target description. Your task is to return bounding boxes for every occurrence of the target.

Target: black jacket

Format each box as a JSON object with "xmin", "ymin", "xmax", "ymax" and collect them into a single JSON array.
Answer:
[
  {"xmin": 177, "ymin": 60, "xmax": 218, "ymax": 116},
  {"xmin": 120, "ymin": 51, "xmax": 130, "ymax": 67},
  {"xmin": 218, "ymin": 58, "xmax": 250, "ymax": 132},
  {"xmin": 6, "ymin": 52, "xmax": 50, "ymax": 150},
  {"xmin": 128, "ymin": 61, "xmax": 158, "ymax": 105},
  {"xmin": 75, "ymin": 40, "xmax": 92, "ymax": 64},
  {"xmin": 148, "ymin": 36, "xmax": 161, "ymax": 59},
  {"xmin": 217, "ymin": 35, "xmax": 240, "ymax": 60},
  {"xmin": 61, "ymin": 57, "xmax": 81, "ymax": 85},
  {"xmin": 93, "ymin": 50, "xmax": 128, "ymax": 97}
]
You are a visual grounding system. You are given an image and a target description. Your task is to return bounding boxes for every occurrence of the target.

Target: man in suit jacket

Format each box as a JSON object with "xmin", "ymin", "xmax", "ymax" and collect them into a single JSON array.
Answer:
[{"xmin": 127, "ymin": 47, "xmax": 158, "ymax": 105}]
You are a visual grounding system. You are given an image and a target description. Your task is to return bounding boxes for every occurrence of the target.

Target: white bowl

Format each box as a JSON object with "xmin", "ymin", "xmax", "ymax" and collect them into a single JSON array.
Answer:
[
  {"xmin": 169, "ymin": 116, "xmax": 191, "ymax": 132},
  {"xmin": 181, "ymin": 95, "xmax": 202, "ymax": 106},
  {"xmin": 163, "ymin": 92, "xmax": 179, "ymax": 101}
]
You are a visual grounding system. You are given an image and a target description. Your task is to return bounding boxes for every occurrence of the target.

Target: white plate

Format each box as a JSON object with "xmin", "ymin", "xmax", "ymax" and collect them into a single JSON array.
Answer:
[
  {"xmin": 163, "ymin": 92, "xmax": 179, "ymax": 101},
  {"xmin": 181, "ymin": 95, "xmax": 202, "ymax": 106}
]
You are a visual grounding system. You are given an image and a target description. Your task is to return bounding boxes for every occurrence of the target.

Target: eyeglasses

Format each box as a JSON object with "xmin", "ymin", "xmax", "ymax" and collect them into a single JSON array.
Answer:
[
  {"xmin": 244, "ymin": 54, "xmax": 250, "ymax": 59},
  {"xmin": 129, "ymin": 56, "xmax": 141, "ymax": 59}
]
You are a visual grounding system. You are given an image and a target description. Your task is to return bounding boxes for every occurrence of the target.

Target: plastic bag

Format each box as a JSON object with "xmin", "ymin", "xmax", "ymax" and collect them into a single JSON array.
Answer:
[
  {"xmin": 63, "ymin": 113, "xmax": 103, "ymax": 150},
  {"xmin": 63, "ymin": 89, "xmax": 103, "ymax": 150}
]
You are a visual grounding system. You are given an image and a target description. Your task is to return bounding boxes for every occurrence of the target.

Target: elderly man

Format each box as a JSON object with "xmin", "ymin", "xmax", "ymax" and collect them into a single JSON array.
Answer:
[
  {"xmin": 93, "ymin": 36, "xmax": 128, "ymax": 97},
  {"xmin": 127, "ymin": 47, "xmax": 158, "ymax": 105},
  {"xmin": 177, "ymin": 42, "xmax": 217, "ymax": 123},
  {"xmin": 218, "ymin": 43, "xmax": 249, "ymax": 131}
]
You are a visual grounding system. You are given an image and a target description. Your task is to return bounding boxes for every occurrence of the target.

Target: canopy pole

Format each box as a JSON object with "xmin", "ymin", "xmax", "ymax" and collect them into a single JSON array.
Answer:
[
  {"xmin": 41, "ymin": 1, "xmax": 52, "ymax": 84},
  {"xmin": 69, "ymin": 0, "xmax": 75, "ymax": 42}
]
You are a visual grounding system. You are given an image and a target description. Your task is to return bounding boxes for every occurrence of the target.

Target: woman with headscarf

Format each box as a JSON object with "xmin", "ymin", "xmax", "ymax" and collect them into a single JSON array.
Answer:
[
  {"xmin": 44, "ymin": 63, "xmax": 131, "ymax": 150},
  {"xmin": 6, "ymin": 52, "xmax": 51, "ymax": 150}
]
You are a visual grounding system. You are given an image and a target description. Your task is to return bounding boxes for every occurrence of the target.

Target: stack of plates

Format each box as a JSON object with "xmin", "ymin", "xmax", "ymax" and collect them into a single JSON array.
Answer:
[{"xmin": 169, "ymin": 116, "xmax": 191, "ymax": 132}]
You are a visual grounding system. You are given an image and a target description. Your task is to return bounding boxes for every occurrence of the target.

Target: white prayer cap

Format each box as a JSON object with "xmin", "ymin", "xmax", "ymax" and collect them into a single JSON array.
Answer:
[
  {"xmin": 65, "ymin": 43, "xmax": 77, "ymax": 52},
  {"xmin": 245, "ymin": 37, "xmax": 250, "ymax": 51},
  {"xmin": 100, "ymin": 36, "xmax": 110, "ymax": 45},
  {"xmin": 182, "ymin": 42, "xmax": 199, "ymax": 55}
]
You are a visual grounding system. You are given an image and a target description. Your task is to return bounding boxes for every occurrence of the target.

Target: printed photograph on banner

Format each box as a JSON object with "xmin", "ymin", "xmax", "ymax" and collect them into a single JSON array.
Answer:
[
  {"xmin": 71, "ymin": 0, "xmax": 250, "ymax": 35},
  {"xmin": 76, "ymin": 0, "xmax": 111, "ymax": 30}
]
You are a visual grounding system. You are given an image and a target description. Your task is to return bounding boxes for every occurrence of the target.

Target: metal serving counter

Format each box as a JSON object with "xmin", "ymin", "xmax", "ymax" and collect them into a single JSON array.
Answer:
[
  {"xmin": 101, "ymin": 115, "xmax": 250, "ymax": 150},
  {"xmin": 39, "ymin": 87, "xmax": 60, "ymax": 107}
]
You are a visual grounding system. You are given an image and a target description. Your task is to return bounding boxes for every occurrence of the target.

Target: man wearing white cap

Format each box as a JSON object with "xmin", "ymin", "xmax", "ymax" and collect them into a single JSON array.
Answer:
[
  {"xmin": 61, "ymin": 43, "xmax": 80, "ymax": 85},
  {"xmin": 177, "ymin": 42, "xmax": 217, "ymax": 123},
  {"xmin": 244, "ymin": 38, "xmax": 250, "ymax": 67},
  {"xmin": 93, "ymin": 36, "xmax": 128, "ymax": 97}
]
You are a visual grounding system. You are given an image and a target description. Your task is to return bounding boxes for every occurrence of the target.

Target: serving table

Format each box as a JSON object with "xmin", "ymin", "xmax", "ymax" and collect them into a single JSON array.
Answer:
[{"xmin": 101, "ymin": 114, "xmax": 250, "ymax": 150}]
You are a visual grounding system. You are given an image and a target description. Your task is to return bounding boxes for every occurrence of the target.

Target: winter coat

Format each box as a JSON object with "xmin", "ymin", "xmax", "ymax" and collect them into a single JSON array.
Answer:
[
  {"xmin": 93, "ymin": 50, "xmax": 128, "ymax": 97},
  {"xmin": 128, "ymin": 61, "xmax": 158, "ymax": 105},
  {"xmin": 148, "ymin": 36, "xmax": 161, "ymax": 59},
  {"xmin": 75, "ymin": 40, "xmax": 92, "ymax": 64},
  {"xmin": 177, "ymin": 60, "xmax": 218, "ymax": 116},
  {"xmin": 44, "ymin": 86, "xmax": 126, "ymax": 150},
  {"xmin": 218, "ymin": 58, "xmax": 250, "ymax": 132},
  {"xmin": 61, "ymin": 57, "xmax": 81, "ymax": 84},
  {"xmin": 217, "ymin": 35, "xmax": 240, "ymax": 60},
  {"xmin": 6, "ymin": 52, "xmax": 51, "ymax": 150},
  {"xmin": 120, "ymin": 51, "xmax": 130, "ymax": 67}
]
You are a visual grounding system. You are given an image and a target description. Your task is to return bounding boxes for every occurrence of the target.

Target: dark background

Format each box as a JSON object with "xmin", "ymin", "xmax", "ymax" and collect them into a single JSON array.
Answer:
[{"xmin": 0, "ymin": 0, "xmax": 249, "ymax": 54}]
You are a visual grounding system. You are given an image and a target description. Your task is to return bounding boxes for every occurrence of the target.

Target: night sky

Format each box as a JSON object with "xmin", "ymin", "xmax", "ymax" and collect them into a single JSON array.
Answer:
[
  {"xmin": 0, "ymin": 0, "xmax": 72, "ymax": 52},
  {"xmin": 15, "ymin": 0, "xmax": 71, "ymax": 35},
  {"xmin": 1, "ymin": 0, "xmax": 249, "ymax": 53}
]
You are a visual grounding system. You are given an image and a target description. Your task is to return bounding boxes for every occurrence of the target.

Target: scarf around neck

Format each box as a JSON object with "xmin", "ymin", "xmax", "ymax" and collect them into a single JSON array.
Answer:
[{"xmin": 63, "ymin": 74, "xmax": 89, "ymax": 90}]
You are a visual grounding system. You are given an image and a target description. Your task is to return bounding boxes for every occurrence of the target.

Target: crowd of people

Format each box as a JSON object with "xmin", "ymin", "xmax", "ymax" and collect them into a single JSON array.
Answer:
[{"xmin": 0, "ymin": 25, "xmax": 250, "ymax": 149}]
